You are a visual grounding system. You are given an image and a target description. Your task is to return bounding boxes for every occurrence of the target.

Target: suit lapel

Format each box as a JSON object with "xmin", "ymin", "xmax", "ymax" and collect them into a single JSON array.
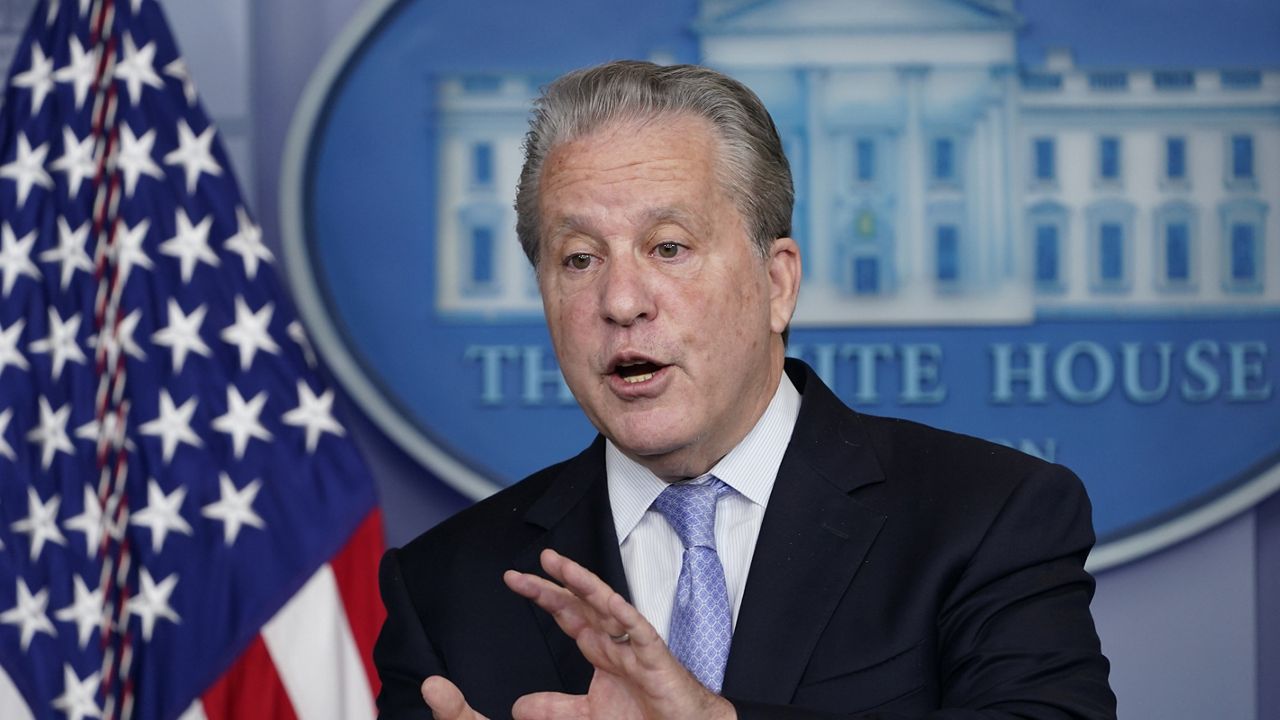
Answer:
[
  {"xmin": 722, "ymin": 362, "xmax": 888, "ymax": 703},
  {"xmin": 512, "ymin": 436, "xmax": 630, "ymax": 693}
]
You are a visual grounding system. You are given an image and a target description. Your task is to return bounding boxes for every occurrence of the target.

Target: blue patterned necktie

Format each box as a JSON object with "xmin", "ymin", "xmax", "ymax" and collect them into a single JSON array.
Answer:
[{"xmin": 651, "ymin": 475, "xmax": 735, "ymax": 693}]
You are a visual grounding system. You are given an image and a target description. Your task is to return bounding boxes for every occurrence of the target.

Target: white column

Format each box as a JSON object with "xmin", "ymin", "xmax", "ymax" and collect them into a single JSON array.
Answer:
[
  {"xmin": 898, "ymin": 66, "xmax": 928, "ymax": 293},
  {"xmin": 969, "ymin": 109, "xmax": 990, "ymax": 288},
  {"xmin": 804, "ymin": 68, "xmax": 830, "ymax": 291}
]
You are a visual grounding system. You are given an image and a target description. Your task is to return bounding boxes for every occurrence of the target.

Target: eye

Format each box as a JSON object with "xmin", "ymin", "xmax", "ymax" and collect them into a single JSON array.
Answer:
[
  {"xmin": 565, "ymin": 253, "xmax": 594, "ymax": 270},
  {"xmin": 655, "ymin": 242, "xmax": 682, "ymax": 259}
]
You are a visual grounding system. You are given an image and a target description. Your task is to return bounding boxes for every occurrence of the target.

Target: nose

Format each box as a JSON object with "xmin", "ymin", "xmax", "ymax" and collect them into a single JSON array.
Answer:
[{"xmin": 599, "ymin": 255, "xmax": 655, "ymax": 327}]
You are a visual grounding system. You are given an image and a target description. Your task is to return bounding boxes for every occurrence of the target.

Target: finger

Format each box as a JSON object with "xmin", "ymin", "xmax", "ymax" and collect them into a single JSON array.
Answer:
[
  {"xmin": 503, "ymin": 569, "xmax": 599, "ymax": 639},
  {"xmin": 421, "ymin": 676, "xmax": 487, "ymax": 720},
  {"xmin": 540, "ymin": 550, "xmax": 657, "ymax": 646},
  {"xmin": 510, "ymin": 691, "xmax": 587, "ymax": 720}
]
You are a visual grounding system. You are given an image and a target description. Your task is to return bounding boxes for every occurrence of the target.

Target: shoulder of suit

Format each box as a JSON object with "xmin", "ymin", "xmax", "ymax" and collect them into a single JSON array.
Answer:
[{"xmin": 395, "ymin": 449, "xmax": 583, "ymax": 559}]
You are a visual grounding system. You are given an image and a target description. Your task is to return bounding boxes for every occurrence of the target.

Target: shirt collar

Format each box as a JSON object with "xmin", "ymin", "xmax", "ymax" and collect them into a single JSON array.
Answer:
[{"xmin": 607, "ymin": 370, "xmax": 802, "ymax": 544}]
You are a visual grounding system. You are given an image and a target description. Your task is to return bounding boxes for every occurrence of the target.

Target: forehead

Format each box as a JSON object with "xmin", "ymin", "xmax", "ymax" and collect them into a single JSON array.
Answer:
[{"xmin": 537, "ymin": 114, "xmax": 733, "ymax": 226}]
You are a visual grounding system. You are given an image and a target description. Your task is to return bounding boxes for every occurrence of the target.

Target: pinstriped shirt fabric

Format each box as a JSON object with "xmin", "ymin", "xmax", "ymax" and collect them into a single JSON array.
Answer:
[{"xmin": 607, "ymin": 372, "xmax": 802, "ymax": 643}]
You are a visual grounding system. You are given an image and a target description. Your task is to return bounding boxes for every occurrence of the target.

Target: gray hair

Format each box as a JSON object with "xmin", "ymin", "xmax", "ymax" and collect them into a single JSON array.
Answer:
[{"xmin": 515, "ymin": 60, "xmax": 794, "ymax": 267}]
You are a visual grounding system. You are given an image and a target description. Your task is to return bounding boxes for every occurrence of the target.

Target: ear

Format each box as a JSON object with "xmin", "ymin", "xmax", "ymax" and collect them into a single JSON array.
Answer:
[{"xmin": 766, "ymin": 237, "xmax": 801, "ymax": 335}]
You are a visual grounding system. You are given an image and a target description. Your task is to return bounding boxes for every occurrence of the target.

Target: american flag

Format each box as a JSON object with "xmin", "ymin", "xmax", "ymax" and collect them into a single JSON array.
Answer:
[{"xmin": 0, "ymin": 1, "xmax": 384, "ymax": 718}]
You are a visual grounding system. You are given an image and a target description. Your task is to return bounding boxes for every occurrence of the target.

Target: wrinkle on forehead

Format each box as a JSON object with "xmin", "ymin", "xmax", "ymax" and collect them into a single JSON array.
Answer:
[
  {"xmin": 538, "ymin": 116, "xmax": 727, "ymax": 244},
  {"xmin": 547, "ymin": 205, "xmax": 708, "ymax": 245}
]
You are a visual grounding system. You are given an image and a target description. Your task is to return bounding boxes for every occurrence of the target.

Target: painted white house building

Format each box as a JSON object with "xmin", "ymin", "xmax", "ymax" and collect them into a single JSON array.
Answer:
[{"xmin": 429, "ymin": 0, "xmax": 1278, "ymax": 324}]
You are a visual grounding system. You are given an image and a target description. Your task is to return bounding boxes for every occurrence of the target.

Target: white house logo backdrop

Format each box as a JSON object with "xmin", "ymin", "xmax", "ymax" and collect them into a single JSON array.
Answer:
[{"xmin": 282, "ymin": 0, "xmax": 1280, "ymax": 568}]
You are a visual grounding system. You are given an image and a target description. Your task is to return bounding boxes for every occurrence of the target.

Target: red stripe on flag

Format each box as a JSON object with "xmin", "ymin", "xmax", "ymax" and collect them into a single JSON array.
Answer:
[
  {"xmin": 330, "ymin": 510, "xmax": 386, "ymax": 697},
  {"xmin": 200, "ymin": 635, "xmax": 299, "ymax": 720}
]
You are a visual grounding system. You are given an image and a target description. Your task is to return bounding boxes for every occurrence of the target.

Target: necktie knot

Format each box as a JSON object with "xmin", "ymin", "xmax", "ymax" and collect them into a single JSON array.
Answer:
[{"xmin": 651, "ymin": 476, "xmax": 731, "ymax": 550}]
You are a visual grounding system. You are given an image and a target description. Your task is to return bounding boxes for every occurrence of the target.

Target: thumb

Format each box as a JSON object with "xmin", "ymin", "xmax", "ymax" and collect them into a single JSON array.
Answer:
[{"xmin": 421, "ymin": 676, "xmax": 488, "ymax": 720}]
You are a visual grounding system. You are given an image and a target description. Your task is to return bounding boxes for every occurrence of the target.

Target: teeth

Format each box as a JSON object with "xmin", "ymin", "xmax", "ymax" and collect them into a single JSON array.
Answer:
[{"xmin": 622, "ymin": 372, "xmax": 654, "ymax": 384}]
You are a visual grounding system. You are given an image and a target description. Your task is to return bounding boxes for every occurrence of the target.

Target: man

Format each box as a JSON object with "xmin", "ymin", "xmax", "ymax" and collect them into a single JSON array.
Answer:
[{"xmin": 374, "ymin": 60, "xmax": 1116, "ymax": 719}]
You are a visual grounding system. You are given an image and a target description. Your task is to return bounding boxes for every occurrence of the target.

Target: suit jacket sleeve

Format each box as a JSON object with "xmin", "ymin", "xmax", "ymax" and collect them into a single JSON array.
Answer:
[
  {"xmin": 731, "ymin": 462, "xmax": 1116, "ymax": 720},
  {"xmin": 373, "ymin": 549, "xmax": 438, "ymax": 720}
]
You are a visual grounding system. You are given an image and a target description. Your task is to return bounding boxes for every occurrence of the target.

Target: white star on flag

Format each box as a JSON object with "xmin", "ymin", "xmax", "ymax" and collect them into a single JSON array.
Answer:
[
  {"xmin": 10, "ymin": 486, "xmax": 68, "ymax": 561},
  {"xmin": 158, "ymin": 207, "xmax": 218, "ymax": 283},
  {"xmin": 224, "ymin": 206, "xmax": 273, "ymax": 280},
  {"xmin": 201, "ymin": 473, "xmax": 265, "ymax": 546},
  {"xmin": 130, "ymin": 479, "xmax": 193, "ymax": 553},
  {"xmin": 116, "ymin": 125, "xmax": 164, "ymax": 197},
  {"xmin": 114, "ymin": 33, "xmax": 163, "ymax": 104},
  {"xmin": 151, "ymin": 300, "xmax": 211, "ymax": 373},
  {"xmin": 282, "ymin": 380, "xmax": 345, "ymax": 453},
  {"xmin": 39, "ymin": 217, "xmax": 94, "ymax": 289},
  {"xmin": 109, "ymin": 217, "xmax": 155, "ymax": 288},
  {"xmin": 62, "ymin": 485, "xmax": 105, "ymax": 556},
  {"xmin": 11, "ymin": 43, "xmax": 54, "ymax": 114},
  {"xmin": 211, "ymin": 386, "xmax": 272, "ymax": 459},
  {"xmin": 163, "ymin": 56, "xmax": 197, "ymax": 105},
  {"xmin": 138, "ymin": 388, "xmax": 202, "ymax": 463},
  {"xmin": 0, "ymin": 408, "xmax": 15, "ymax": 461},
  {"xmin": 53, "ymin": 36, "xmax": 98, "ymax": 109},
  {"xmin": 0, "ymin": 222, "xmax": 42, "ymax": 297},
  {"xmin": 28, "ymin": 307, "xmax": 87, "ymax": 380},
  {"xmin": 287, "ymin": 320, "xmax": 318, "ymax": 369},
  {"xmin": 48, "ymin": 127, "xmax": 97, "ymax": 197},
  {"xmin": 53, "ymin": 576, "xmax": 103, "ymax": 649},
  {"xmin": 88, "ymin": 308, "xmax": 147, "ymax": 363},
  {"xmin": 0, "ymin": 579, "xmax": 55, "ymax": 651},
  {"xmin": 75, "ymin": 409, "xmax": 136, "ymax": 454},
  {"xmin": 0, "ymin": 133, "xmax": 53, "ymax": 207},
  {"xmin": 50, "ymin": 664, "xmax": 102, "ymax": 720},
  {"xmin": 123, "ymin": 568, "xmax": 180, "ymax": 641},
  {"xmin": 163, "ymin": 120, "xmax": 222, "ymax": 193},
  {"xmin": 0, "ymin": 319, "xmax": 29, "ymax": 376},
  {"xmin": 220, "ymin": 296, "xmax": 280, "ymax": 371},
  {"xmin": 25, "ymin": 396, "xmax": 74, "ymax": 469}
]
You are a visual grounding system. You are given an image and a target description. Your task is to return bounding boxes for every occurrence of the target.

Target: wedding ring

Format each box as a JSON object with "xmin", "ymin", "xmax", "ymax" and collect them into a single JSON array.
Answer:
[{"xmin": 609, "ymin": 632, "xmax": 631, "ymax": 644}]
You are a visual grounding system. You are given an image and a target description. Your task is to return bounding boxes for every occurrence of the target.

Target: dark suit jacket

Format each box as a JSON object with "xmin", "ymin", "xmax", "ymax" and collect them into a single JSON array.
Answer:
[{"xmin": 374, "ymin": 360, "xmax": 1116, "ymax": 718}]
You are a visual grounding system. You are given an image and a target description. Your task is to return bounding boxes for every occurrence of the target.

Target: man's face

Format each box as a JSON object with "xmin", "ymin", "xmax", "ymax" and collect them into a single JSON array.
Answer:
[{"xmin": 536, "ymin": 114, "xmax": 800, "ymax": 480}]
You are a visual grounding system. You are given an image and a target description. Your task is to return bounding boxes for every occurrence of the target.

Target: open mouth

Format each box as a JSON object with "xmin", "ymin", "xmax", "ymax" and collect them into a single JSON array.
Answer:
[{"xmin": 613, "ymin": 360, "xmax": 664, "ymax": 385}]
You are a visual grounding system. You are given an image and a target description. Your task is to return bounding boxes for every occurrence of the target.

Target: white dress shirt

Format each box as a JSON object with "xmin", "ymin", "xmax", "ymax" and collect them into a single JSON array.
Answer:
[{"xmin": 607, "ymin": 372, "xmax": 802, "ymax": 642}]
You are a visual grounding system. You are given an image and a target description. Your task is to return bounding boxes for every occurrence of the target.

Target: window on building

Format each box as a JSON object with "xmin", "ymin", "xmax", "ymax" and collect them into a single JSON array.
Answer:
[
  {"xmin": 1231, "ymin": 134, "xmax": 1254, "ymax": 180},
  {"xmin": 1230, "ymin": 223, "xmax": 1258, "ymax": 283},
  {"xmin": 854, "ymin": 256, "xmax": 879, "ymax": 295},
  {"xmin": 936, "ymin": 225, "xmax": 959, "ymax": 283},
  {"xmin": 1035, "ymin": 224, "xmax": 1060, "ymax": 286},
  {"xmin": 472, "ymin": 143, "xmax": 493, "ymax": 187},
  {"xmin": 1155, "ymin": 202, "xmax": 1197, "ymax": 290},
  {"xmin": 1221, "ymin": 70, "xmax": 1262, "ymax": 90},
  {"xmin": 1021, "ymin": 71, "xmax": 1063, "ymax": 91},
  {"xmin": 1087, "ymin": 201, "xmax": 1134, "ymax": 291},
  {"xmin": 471, "ymin": 225, "xmax": 495, "ymax": 285},
  {"xmin": 1088, "ymin": 72, "xmax": 1128, "ymax": 91},
  {"xmin": 1033, "ymin": 137, "xmax": 1055, "ymax": 183},
  {"xmin": 1099, "ymin": 136, "xmax": 1121, "ymax": 181},
  {"xmin": 932, "ymin": 137, "xmax": 956, "ymax": 183},
  {"xmin": 1154, "ymin": 71, "xmax": 1195, "ymax": 90},
  {"xmin": 855, "ymin": 138, "xmax": 875, "ymax": 183},
  {"xmin": 1165, "ymin": 137, "xmax": 1187, "ymax": 181},
  {"xmin": 1028, "ymin": 202, "xmax": 1068, "ymax": 292},
  {"xmin": 1219, "ymin": 199, "xmax": 1266, "ymax": 292},
  {"xmin": 1165, "ymin": 222, "xmax": 1190, "ymax": 283},
  {"xmin": 1099, "ymin": 223, "xmax": 1124, "ymax": 283}
]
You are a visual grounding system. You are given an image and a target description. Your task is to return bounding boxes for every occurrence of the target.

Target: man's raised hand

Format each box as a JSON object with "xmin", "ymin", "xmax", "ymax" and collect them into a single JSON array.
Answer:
[{"xmin": 503, "ymin": 549, "xmax": 736, "ymax": 720}]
